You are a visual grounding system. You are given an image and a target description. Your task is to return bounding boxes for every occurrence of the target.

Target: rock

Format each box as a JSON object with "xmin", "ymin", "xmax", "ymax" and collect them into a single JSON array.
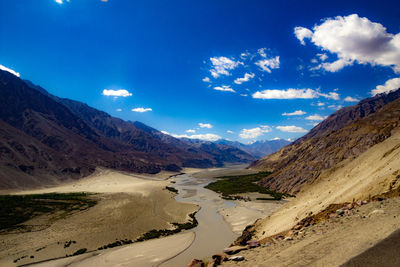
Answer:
[
  {"xmin": 329, "ymin": 213, "xmax": 337, "ymax": 218},
  {"xmin": 336, "ymin": 209, "xmax": 345, "ymax": 215},
  {"xmin": 368, "ymin": 209, "xmax": 384, "ymax": 217},
  {"xmin": 207, "ymin": 261, "xmax": 217, "ymax": 267},
  {"xmin": 362, "ymin": 200, "xmax": 368, "ymax": 205},
  {"xmin": 345, "ymin": 209, "xmax": 351, "ymax": 216},
  {"xmin": 246, "ymin": 240, "xmax": 260, "ymax": 248},
  {"xmin": 187, "ymin": 259, "xmax": 204, "ymax": 267},
  {"xmin": 222, "ymin": 246, "xmax": 248, "ymax": 255},
  {"xmin": 229, "ymin": 256, "xmax": 245, "ymax": 261},
  {"xmin": 293, "ymin": 224, "xmax": 302, "ymax": 230},
  {"xmin": 356, "ymin": 200, "xmax": 363, "ymax": 206},
  {"xmin": 262, "ymin": 242, "xmax": 272, "ymax": 247},
  {"xmin": 212, "ymin": 253, "xmax": 228, "ymax": 265},
  {"xmin": 284, "ymin": 236, "xmax": 293, "ymax": 241}
]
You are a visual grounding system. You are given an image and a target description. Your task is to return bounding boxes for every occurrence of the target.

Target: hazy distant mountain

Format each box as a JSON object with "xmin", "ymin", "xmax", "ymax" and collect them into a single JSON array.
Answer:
[
  {"xmin": 251, "ymin": 88, "xmax": 400, "ymax": 194},
  {"xmin": 0, "ymin": 70, "xmax": 254, "ymax": 189},
  {"xmin": 216, "ymin": 139, "xmax": 291, "ymax": 158}
]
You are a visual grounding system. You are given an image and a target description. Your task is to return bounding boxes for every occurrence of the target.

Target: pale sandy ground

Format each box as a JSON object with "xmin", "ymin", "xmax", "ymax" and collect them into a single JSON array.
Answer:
[
  {"xmin": 31, "ymin": 232, "xmax": 195, "ymax": 267},
  {"xmin": 0, "ymin": 169, "xmax": 199, "ymax": 267},
  {"xmin": 251, "ymin": 129, "xmax": 400, "ymax": 240},
  {"xmin": 222, "ymin": 197, "xmax": 400, "ymax": 266},
  {"xmin": 219, "ymin": 129, "xmax": 400, "ymax": 266}
]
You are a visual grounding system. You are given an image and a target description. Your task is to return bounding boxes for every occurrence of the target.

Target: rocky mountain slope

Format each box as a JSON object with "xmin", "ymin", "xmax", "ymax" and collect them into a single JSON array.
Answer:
[
  {"xmin": 251, "ymin": 88, "xmax": 400, "ymax": 194},
  {"xmin": 217, "ymin": 139, "xmax": 291, "ymax": 158},
  {"xmin": 0, "ymin": 70, "xmax": 254, "ymax": 189}
]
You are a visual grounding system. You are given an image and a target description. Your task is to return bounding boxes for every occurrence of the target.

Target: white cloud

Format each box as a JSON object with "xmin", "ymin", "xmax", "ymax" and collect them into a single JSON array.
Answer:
[
  {"xmin": 328, "ymin": 104, "xmax": 343, "ymax": 110},
  {"xmin": 255, "ymin": 56, "xmax": 280, "ymax": 73},
  {"xmin": 234, "ymin": 73, "xmax": 255, "ymax": 84},
  {"xmin": 186, "ymin": 129, "xmax": 196, "ymax": 133},
  {"xmin": 318, "ymin": 91, "xmax": 340, "ymax": 100},
  {"xmin": 227, "ymin": 130, "xmax": 234, "ymax": 134},
  {"xmin": 209, "ymin": 56, "xmax": 242, "ymax": 78},
  {"xmin": 199, "ymin": 123, "xmax": 213, "ymax": 129},
  {"xmin": 258, "ymin": 48, "xmax": 267, "ymax": 58},
  {"xmin": 295, "ymin": 14, "xmax": 400, "ymax": 73},
  {"xmin": 0, "ymin": 64, "xmax": 20, "ymax": 77},
  {"xmin": 240, "ymin": 94, "xmax": 248, "ymax": 97},
  {"xmin": 132, "ymin": 107, "xmax": 152, "ymax": 112},
  {"xmin": 282, "ymin": 110, "xmax": 306, "ymax": 116},
  {"xmin": 271, "ymin": 137, "xmax": 281, "ymax": 140},
  {"xmin": 214, "ymin": 85, "xmax": 236, "ymax": 93},
  {"xmin": 240, "ymin": 52, "xmax": 251, "ymax": 59},
  {"xmin": 294, "ymin": 26, "xmax": 313, "ymax": 45},
  {"xmin": 102, "ymin": 89, "xmax": 132, "ymax": 97},
  {"xmin": 239, "ymin": 126, "xmax": 271, "ymax": 139},
  {"xmin": 54, "ymin": 0, "xmax": 70, "ymax": 4},
  {"xmin": 317, "ymin": 53, "xmax": 328, "ymax": 61},
  {"xmin": 344, "ymin": 96, "xmax": 360, "ymax": 102},
  {"xmin": 116, "ymin": 108, "xmax": 122, "ymax": 112},
  {"xmin": 305, "ymin": 114, "xmax": 326, "ymax": 121},
  {"xmin": 202, "ymin": 77, "xmax": 211, "ymax": 83},
  {"xmin": 252, "ymin": 88, "xmax": 339, "ymax": 100},
  {"xmin": 371, "ymin": 78, "xmax": 400, "ymax": 95},
  {"xmin": 163, "ymin": 132, "xmax": 221, "ymax": 141},
  {"xmin": 276, "ymin": 125, "xmax": 308, "ymax": 133}
]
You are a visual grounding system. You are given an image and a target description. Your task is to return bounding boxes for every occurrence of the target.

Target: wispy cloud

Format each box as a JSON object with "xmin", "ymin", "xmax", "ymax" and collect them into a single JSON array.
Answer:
[
  {"xmin": 344, "ymin": 96, "xmax": 360, "ymax": 102},
  {"xmin": 132, "ymin": 107, "xmax": 152, "ymax": 112},
  {"xmin": 162, "ymin": 131, "xmax": 221, "ymax": 141},
  {"xmin": 255, "ymin": 56, "xmax": 280, "ymax": 73},
  {"xmin": 199, "ymin": 123, "xmax": 213, "ymax": 129},
  {"xmin": 371, "ymin": 78, "xmax": 400, "ymax": 95},
  {"xmin": 209, "ymin": 56, "xmax": 242, "ymax": 78},
  {"xmin": 252, "ymin": 88, "xmax": 339, "ymax": 100},
  {"xmin": 282, "ymin": 110, "xmax": 306, "ymax": 116},
  {"xmin": 295, "ymin": 14, "xmax": 400, "ymax": 73},
  {"xmin": 214, "ymin": 85, "xmax": 236, "ymax": 93},
  {"xmin": 234, "ymin": 73, "xmax": 255, "ymax": 84},
  {"xmin": 202, "ymin": 77, "xmax": 211, "ymax": 83},
  {"xmin": 186, "ymin": 129, "xmax": 196, "ymax": 133},
  {"xmin": 239, "ymin": 126, "xmax": 271, "ymax": 139},
  {"xmin": 0, "ymin": 64, "xmax": 20, "ymax": 77},
  {"xmin": 305, "ymin": 114, "xmax": 326, "ymax": 121},
  {"xmin": 102, "ymin": 89, "xmax": 132, "ymax": 97},
  {"xmin": 227, "ymin": 130, "xmax": 234, "ymax": 134},
  {"xmin": 116, "ymin": 108, "xmax": 122, "ymax": 112},
  {"xmin": 276, "ymin": 125, "xmax": 308, "ymax": 133}
]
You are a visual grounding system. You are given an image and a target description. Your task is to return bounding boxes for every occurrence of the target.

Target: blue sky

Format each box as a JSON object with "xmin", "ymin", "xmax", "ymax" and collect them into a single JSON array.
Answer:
[{"xmin": 1, "ymin": 0, "xmax": 399, "ymax": 142}]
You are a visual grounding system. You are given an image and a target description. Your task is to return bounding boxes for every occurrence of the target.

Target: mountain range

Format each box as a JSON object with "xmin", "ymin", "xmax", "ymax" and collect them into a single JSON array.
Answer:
[
  {"xmin": 0, "ymin": 70, "xmax": 260, "ymax": 189},
  {"xmin": 251, "ymin": 87, "xmax": 400, "ymax": 194}
]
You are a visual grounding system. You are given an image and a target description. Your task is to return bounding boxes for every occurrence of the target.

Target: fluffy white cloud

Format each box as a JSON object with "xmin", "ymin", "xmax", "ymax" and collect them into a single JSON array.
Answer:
[
  {"xmin": 295, "ymin": 14, "xmax": 400, "ymax": 73},
  {"xmin": 199, "ymin": 123, "xmax": 213, "ymax": 129},
  {"xmin": 371, "ymin": 78, "xmax": 400, "ymax": 95},
  {"xmin": 202, "ymin": 77, "xmax": 211, "ymax": 83},
  {"xmin": 305, "ymin": 114, "xmax": 326, "ymax": 121},
  {"xmin": 276, "ymin": 125, "xmax": 308, "ymax": 133},
  {"xmin": 252, "ymin": 88, "xmax": 340, "ymax": 100},
  {"xmin": 54, "ymin": 0, "xmax": 70, "ymax": 4},
  {"xmin": 258, "ymin": 48, "xmax": 267, "ymax": 58},
  {"xmin": 227, "ymin": 130, "xmax": 234, "ymax": 134},
  {"xmin": 162, "ymin": 131, "xmax": 221, "ymax": 141},
  {"xmin": 103, "ymin": 89, "xmax": 132, "ymax": 97},
  {"xmin": 318, "ymin": 91, "xmax": 340, "ymax": 100},
  {"xmin": 239, "ymin": 126, "xmax": 271, "ymax": 139},
  {"xmin": 214, "ymin": 85, "xmax": 236, "ymax": 93},
  {"xmin": 328, "ymin": 104, "xmax": 343, "ymax": 110},
  {"xmin": 132, "ymin": 107, "xmax": 152, "ymax": 112},
  {"xmin": 344, "ymin": 96, "xmax": 360, "ymax": 102},
  {"xmin": 255, "ymin": 56, "xmax": 280, "ymax": 73},
  {"xmin": 234, "ymin": 73, "xmax": 255, "ymax": 84},
  {"xmin": 186, "ymin": 129, "xmax": 196, "ymax": 133},
  {"xmin": 116, "ymin": 108, "xmax": 122, "ymax": 112},
  {"xmin": 294, "ymin": 26, "xmax": 313, "ymax": 45},
  {"xmin": 0, "ymin": 64, "xmax": 20, "ymax": 77},
  {"xmin": 209, "ymin": 56, "xmax": 242, "ymax": 78},
  {"xmin": 282, "ymin": 110, "xmax": 306, "ymax": 116},
  {"xmin": 317, "ymin": 53, "xmax": 328, "ymax": 61},
  {"xmin": 317, "ymin": 102, "xmax": 325, "ymax": 106}
]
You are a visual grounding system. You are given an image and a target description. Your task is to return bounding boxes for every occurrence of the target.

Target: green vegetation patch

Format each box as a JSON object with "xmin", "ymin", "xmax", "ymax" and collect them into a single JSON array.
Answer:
[
  {"xmin": 0, "ymin": 192, "xmax": 97, "ymax": 232},
  {"xmin": 205, "ymin": 172, "xmax": 290, "ymax": 200}
]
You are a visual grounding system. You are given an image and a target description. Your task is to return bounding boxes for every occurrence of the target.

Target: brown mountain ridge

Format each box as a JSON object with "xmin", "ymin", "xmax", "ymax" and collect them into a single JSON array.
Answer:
[
  {"xmin": 0, "ymin": 70, "xmax": 255, "ymax": 189},
  {"xmin": 251, "ymin": 88, "xmax": 400, "ymax": 194}
]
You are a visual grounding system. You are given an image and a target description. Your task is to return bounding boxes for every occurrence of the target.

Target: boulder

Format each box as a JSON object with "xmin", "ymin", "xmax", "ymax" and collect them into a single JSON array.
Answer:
[
  {"xmin": 246, "ymin": 240, "xmax": 260, "ymax": 248},
  {"xmin": 187, "ymin": 259, "xmax": 204, "ymax": 267},
  {"xmin": 222, "ymin": 246, "xmax": 248, "ymax": 255},
  {"xmin": 212, "ymin": 253, "xmax": 228, "ymax": 265},
  {"xmin": 229, "ymin": 255, "xmax": 245, "ymax": 261}
]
